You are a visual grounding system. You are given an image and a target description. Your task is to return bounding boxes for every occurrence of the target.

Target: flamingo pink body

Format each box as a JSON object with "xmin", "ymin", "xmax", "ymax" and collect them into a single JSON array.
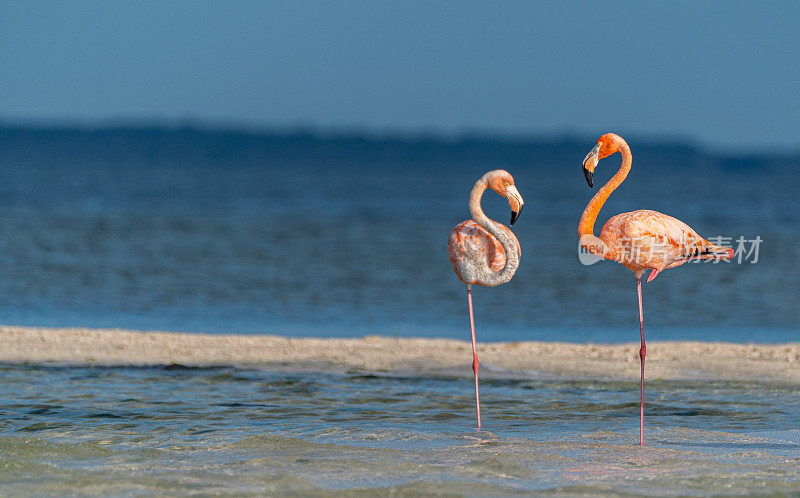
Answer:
[
  {"xmin": 448, "ymin": 220, "xmax": 520, "ymax": 281},
  {"xmin": 592, "ymin": 209, "xmax": 734, "ymax": 279},
  {"xmin": 579, "ymin": 133, "xmax": 733, "ymax": 445},
  {"xmin": 447, "ymin": 170, "xmax": 524, "ymax": 429}
]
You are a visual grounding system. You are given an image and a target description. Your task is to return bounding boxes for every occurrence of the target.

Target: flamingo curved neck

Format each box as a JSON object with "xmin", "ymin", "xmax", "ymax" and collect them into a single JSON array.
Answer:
[
  {"xmin": 578, "ymin": 143, "xmax": 632, "ymax": 238},
  {"xmin": 469, "ymin": 176, "xmax": 519, "ymax": 283}
]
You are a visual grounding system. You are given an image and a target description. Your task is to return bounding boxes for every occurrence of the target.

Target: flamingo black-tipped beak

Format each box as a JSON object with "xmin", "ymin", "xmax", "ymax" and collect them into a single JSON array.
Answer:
[
  {"xmin": 505, "ymin": 184, "xmax": 524, "ymax": 225},
  {"xmin": 510, "ymin": 205, "xmax": 522, "ymax": 225},
  {"xmin": 582, "ymin": 143, "xmax": 600, "ymax": 188}
]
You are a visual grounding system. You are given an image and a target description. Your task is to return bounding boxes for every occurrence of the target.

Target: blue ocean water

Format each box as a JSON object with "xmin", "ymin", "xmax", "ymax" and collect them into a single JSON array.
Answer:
[
  {"xmin": 0, "ymin": 127, "xmax": 797, "ymax": 495},
  {"xmin": 0, "ymin": 126, "xmax": 797, "ymax": 342}
]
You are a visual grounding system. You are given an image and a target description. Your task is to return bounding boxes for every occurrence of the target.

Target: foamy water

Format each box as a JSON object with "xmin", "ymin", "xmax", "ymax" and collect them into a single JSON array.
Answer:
[{"xmin": 1, "ymin": 364, "xmax": 797, "ymax": 495}]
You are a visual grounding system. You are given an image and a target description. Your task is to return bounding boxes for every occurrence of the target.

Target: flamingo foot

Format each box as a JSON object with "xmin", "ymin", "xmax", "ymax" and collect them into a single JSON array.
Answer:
[{"xmin": 646, "ymin": 268, "xmax": 660, "ymax": 282}]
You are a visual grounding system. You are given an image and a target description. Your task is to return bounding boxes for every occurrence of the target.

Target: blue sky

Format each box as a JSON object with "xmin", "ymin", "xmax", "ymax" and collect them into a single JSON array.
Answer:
[{"xmin": 2, "ymin": 1, "xmax": 799, "ymax": 150}]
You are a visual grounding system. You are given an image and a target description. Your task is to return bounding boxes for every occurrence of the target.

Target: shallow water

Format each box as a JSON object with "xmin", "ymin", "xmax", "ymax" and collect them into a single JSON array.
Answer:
[{"xmin": 0, "ymin": 364, "xmax": 797, "ymax": 495}]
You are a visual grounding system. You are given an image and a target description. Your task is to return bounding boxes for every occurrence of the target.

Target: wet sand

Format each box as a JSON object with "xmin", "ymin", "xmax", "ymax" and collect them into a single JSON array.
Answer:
[{"xmin": 0, "ymin": 325, "xmax": 797, "ymax": 382}]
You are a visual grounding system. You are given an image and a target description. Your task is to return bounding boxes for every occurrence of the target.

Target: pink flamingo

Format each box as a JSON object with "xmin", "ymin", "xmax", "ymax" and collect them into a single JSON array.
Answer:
[
  {"xmin": 448, "ymin": 169, "xmax": 524, "ymax": 429},
  {"xmin": 579, "ymin": 133, "xmax": 734, "ymax": 446}
]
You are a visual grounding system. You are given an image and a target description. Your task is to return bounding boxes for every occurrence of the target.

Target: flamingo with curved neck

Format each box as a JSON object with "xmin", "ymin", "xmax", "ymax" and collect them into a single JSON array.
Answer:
[
  {"xmin": 448, "ymin": 169, "xmax": 524, "ymax": 429},
  {"xmin": 579, "ymin": 133, "xmax": 733, "ymax": 446}
]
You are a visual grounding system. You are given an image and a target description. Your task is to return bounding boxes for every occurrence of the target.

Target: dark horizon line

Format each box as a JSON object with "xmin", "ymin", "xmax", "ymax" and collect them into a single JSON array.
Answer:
[{"xmin": 1, "ymin": 118, "xmax": 798, "ymax": 160}]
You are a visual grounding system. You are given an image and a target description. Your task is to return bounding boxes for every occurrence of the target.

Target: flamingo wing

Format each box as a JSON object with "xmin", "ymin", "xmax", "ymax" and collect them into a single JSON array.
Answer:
[
  {"xmin": 448, "ymin": 220, "xmax": 519, "ymax": 278},
  {"xmin": 601, "ymin": 210, "xmax": 710, "ymax": 272}
]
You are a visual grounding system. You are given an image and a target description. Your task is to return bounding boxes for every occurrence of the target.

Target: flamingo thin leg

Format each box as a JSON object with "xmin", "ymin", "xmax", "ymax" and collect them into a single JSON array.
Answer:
[
  {"xmin": 637, "ymin": 276, "xmax": 646, "ymax": 446},
  {"xmin": 467, "ymin": 286, "xmax": 481, "ymax": 429}
]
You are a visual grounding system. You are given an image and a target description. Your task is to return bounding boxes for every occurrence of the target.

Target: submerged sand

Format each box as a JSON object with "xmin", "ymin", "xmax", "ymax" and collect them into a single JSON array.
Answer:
[{"xmin": 0, "ymin": 325, "xmax": 797, "ymax": 382}]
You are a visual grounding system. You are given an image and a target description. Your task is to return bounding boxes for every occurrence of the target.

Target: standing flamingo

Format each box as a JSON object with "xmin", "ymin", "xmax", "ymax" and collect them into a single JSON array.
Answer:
[
  {"xmin": 448, "ymin": 169, "xmax": 524, "ymax": 429},
  {"xmin": 579, "ymin": 133, "xmax": 733, "ymax": 446}
]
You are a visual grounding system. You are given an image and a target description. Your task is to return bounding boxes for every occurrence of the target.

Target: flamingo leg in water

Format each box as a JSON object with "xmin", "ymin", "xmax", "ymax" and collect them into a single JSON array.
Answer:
[
  {"xmin": 466, "ymin": 286, "xmax": 481, "ymax": 429},
  {"xmin": 637, "ymin": 276, "xmax": 646, "ymax": 446}
]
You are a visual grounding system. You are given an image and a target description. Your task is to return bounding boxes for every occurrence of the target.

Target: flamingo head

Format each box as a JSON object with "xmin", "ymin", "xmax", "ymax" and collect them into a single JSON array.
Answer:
[
  {"xmin": 487, "ymin": 170, "xmax": 524, "ymax": 225},
  {"xmin": 582, "ymin": 133, "xmax": 625, "ymax": 188}
]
